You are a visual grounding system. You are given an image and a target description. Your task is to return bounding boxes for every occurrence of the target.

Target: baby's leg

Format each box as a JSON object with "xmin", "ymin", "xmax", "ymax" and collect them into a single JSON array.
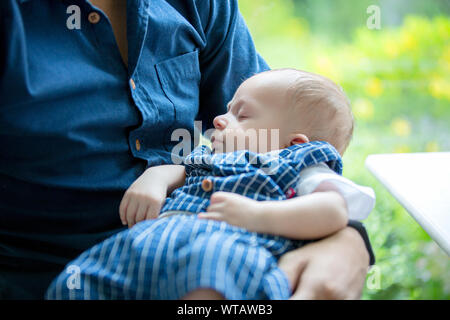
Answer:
[{"xmin": 181, "ymin": 288, "xmax": 225, "ymax": 300}]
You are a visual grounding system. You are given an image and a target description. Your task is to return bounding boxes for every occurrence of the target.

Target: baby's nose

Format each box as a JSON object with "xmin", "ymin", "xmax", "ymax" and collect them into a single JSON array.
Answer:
[{"xmin": 213, "ymin": 115, "xmax": 227, "ymax": 130}]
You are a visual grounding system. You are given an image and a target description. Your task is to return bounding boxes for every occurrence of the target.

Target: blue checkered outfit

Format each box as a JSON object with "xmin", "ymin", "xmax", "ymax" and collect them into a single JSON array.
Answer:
[{"xmin": 46, "ymin": 141, "xmax": 342, "ymax": 300}]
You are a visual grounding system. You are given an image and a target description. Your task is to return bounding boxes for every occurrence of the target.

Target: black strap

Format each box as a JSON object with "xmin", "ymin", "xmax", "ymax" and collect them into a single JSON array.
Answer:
[{"xmin": 347, "ymin": 219, "xmax": 376, "ymax": 265}]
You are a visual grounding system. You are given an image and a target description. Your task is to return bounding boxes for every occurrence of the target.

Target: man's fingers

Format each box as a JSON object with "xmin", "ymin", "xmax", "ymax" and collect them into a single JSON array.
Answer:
[
  {"xmin": 279, "ymin": 250, "xmax": 323, "ymax": 300},
  {"xmin": 278, "ymin": 250, "xmax": 308, "ymax": 297},
  {"xmin": 290, "ymin": 281, "xmax": 317, "ymax": 300},
  {"xmin": 291, "ymin": 275, "xmax": 345, "ymax": 300},
  {"xmin": 289, "ymin": 271, "xmax": 321, "ymax": 300}
]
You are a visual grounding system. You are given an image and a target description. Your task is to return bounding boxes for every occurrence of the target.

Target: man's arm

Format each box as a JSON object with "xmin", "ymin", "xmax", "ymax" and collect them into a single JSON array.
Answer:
[
  {"xmin": 196, "ymin": 0, "xmax": 270, "ymax": 136},
  {"xmin": 278, "ymin": 226, "xmax": 371, "ymax": 299}
]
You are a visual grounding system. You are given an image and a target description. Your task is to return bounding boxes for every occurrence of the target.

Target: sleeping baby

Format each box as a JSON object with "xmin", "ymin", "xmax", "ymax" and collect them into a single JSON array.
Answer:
[{"xmin": 46, "ymin": 68, "xmax": 375, "ymax": 300}]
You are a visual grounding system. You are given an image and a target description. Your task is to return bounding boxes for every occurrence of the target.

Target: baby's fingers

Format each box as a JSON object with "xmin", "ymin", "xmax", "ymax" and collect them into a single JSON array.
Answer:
[
  {"xmin": 197, "ymin": 212, "xmax": 224, "ymax": 221},
  {"xmin": 145, "ymin": 204, "xmax": 162, "ymax": 220},
  {"xmin": 133, "ymin": 203, "xmax": 149, "ymax": 227},
  {"xmin": 125, "ymin": 200, "xmax": 139, "ymax": 228},
  {"xmin": 119, "ymin": 194, "xmax": 130, "ymax": 225}
]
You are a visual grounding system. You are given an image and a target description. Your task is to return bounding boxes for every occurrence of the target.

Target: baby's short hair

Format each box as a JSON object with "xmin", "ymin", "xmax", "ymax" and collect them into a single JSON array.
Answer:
[{"xmin": 269, "ymin": 68, "xmax": 354, "ymax": 155}]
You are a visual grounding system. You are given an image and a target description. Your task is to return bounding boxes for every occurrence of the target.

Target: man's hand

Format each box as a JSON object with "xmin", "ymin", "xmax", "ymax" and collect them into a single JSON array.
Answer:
[
  {"xmin": 278, "ymin": 227, "xmax": 370, "ymax": 299},
  {"xmin": 198, "ymin": 191, "xmax": 264, "ymax": 232},
  {"xmin": 119, "ymin": 169, "xmax": 168, "ymax": 228}
]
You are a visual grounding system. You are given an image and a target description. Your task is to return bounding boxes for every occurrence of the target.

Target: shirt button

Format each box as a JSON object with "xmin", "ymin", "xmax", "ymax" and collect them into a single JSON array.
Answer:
[
  {"xmin": 88, "ymin": 12, "xmax": 101, "ymax": 24},
  {"xmin": 135, "ymin": 139, "xmax": 141, "ymax": 151},
  {"xmin": 130, "ymin": 78, "xmax": 136, "ymax": 90},
  {"xmin": 201, "ymin": 178, "xmax": 213, "ymax": 192}
]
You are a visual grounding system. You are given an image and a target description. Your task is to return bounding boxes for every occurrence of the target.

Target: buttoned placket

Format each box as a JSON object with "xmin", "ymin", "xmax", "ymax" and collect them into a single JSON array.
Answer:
[{"xmin": 85, "ymin": 0, "xmax": 151, "ymax": 160}]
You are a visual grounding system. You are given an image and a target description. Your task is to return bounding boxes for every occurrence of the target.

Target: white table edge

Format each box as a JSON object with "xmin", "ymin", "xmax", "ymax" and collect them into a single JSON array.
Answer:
[{"xmin": 365, "ymin": 154, "xmax": 450, "ymax": 256}]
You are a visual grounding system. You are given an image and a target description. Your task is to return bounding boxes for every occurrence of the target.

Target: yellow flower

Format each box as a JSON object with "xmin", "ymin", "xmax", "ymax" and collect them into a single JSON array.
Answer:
[
  {"xmin": 394, "ymin": 145, "xmax": 411, "ymax": 153},
  {"xmin": 384, "ymin": 38, "xmax": 399, "ymax": 58},
  {"xmin": 425, "ymin": 141, "xmax": 440, "ymax": 152},
  {"xmin": 438, "ymin": 48, "xmax": 450, "ymax": 74},
  {"xmin": 353, "ymin": 98, "xmax": 374, "ymax": 120},
  {"xmin": 429, "ymin": 77, "xmax": 450, "ymax": 100},
  {"xmin": 436, "ymin": 16, "xmax": 450, "ymax": 40},
  {"xmin": 284, "ymin": 18, "xmax": 306, "ymax": 38},
  {"xmin": 365, "ymin": 78, "xmax": 384, "ymax": 97},
  {"xmin": 391, "ymin": 118, "xmax": 411, "ymax": 137},
  {"xmin": 400, "ymin": 32, "xmax": 417, "ymax": 52},
  {"xmin": 315, "ymin": 55, "xmax": 336, "ymax": 79},
  {"xmin": 441, "ymin": 46, "xmax": 450, "ymax": 66}
]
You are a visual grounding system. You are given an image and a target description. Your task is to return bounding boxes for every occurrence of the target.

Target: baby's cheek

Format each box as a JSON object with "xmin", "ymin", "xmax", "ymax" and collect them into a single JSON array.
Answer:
[
  {"xmin": 221, "ymin": 129, "xmax": 246, "ymax": 150},
  {"xmin": 257, "ymin": 127, "xmax": 283, "ymax": 152}
]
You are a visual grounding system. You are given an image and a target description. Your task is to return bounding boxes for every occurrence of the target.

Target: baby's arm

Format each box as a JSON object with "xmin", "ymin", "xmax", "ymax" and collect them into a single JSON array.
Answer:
[
  {"xmin": 255, "ymin": 162, "xmax": 375, "ymax": 239},
  {"xmin": 256, "ymin": 184, "xmax": 348, "ymax": 239},
  {"xmin": 198, "ymin": 183, "xmax": 348, "ymax": 240},
  {"xmin": 146, "ymin": 164, "xmax": 187, "ymax": 195},
  {"xmin": 119, "ymin": 165, "xmax": 186, "ymax": 227},
  {"xmin": 199, "ymin": 165, "xmax": 375, "ymax": 239}
]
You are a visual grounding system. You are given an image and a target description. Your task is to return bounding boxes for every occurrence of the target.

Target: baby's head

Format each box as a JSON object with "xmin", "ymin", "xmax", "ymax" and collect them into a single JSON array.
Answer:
[{"xmin": 211, "ymin": 68, "xmax": 353, "ymax": 156}]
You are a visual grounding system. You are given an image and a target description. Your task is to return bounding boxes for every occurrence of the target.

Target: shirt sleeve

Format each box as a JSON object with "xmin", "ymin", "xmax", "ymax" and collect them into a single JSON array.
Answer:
[
  {"xmin": 297, "ymin": 163, "xmax": 376, "ymax": 221},
  {"xmin": 196, "ymin": 0, "xmax": 270, "ymax": 135}
]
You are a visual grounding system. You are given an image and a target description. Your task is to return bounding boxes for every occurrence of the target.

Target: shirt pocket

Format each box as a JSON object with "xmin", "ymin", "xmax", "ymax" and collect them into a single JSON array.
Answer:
[{"xmin": 155, "ymin": 50, "xmax": 201, "ymax": 151}]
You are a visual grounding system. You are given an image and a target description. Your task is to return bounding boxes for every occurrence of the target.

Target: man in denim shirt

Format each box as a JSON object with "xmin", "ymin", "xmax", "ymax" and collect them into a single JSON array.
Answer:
[{"xmin": 0, "ymin": 0, "xmax": 375, "ymax": 299}]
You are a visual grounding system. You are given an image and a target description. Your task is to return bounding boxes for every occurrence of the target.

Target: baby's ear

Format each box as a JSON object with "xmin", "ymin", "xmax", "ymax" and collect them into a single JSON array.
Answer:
[{"xmin": 289, "ymin": 134, "xmax": 309, "ymax": 146}]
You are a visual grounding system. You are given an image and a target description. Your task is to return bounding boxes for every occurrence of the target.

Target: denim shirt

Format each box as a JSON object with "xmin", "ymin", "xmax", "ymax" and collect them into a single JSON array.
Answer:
[{"xmin": 0, "ymin": 0, "xmax": 269, "ymax": 268}]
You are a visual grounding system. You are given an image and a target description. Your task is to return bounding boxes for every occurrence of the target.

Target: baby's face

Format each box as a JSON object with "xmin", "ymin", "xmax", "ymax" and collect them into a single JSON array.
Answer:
[{"xmin": 211, "ymin": 72, "xmax": 296, "ymax": 154}]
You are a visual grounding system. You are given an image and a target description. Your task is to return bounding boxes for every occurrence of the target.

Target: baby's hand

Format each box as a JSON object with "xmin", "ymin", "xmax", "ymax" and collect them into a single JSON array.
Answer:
[
  {"xmin": 198, "ymin": 191, "xmax": 263, "ymax": 232},
  {"xmin": 119, "ymin": 170, "xmax": 168, "ymax": 228}
]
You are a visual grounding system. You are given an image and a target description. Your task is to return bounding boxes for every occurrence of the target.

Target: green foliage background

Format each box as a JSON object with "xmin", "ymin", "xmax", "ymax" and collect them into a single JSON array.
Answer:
[{"xmin": 238, "ymin": 0, "xmax": 450, "ymax": 299}]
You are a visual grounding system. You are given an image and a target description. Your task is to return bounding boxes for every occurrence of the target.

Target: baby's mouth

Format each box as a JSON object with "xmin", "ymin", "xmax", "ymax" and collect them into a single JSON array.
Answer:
[
  {"xmin": 211, "ymin": 134, "xmax": 223, "ymax": 146},
  {"xmin": 211, "ymin": 140, "xmax": 223, "ymax": 152},
  {"xmin": 211, "ymin": 136, "xmax": 225, "ymax": 153}
]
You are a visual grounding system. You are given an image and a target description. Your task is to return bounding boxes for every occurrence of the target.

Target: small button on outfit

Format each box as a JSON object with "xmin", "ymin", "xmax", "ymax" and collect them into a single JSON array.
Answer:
[
  {"xmin": 88, "ymin": 12, "xmax": 101, "ymax": 24},
  {"xmin": 130, "ymin": 78, "xmax": 136, "ymax": 90},
  {"xmin": 135, "ymin": 139, "xmax": 141, "ymax": 151},
  {"xmin": 201, "ymin": 178, "xmax": 213, "ymax": 192}
]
